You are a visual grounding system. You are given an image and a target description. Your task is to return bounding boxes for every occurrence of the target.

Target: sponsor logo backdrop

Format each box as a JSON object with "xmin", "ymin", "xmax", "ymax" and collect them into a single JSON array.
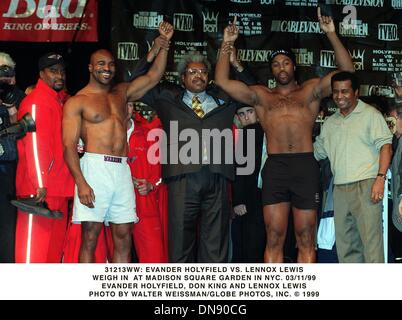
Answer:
[{"xmin": 111, "ymin": 0, "xmax": 401, "ymax": 98}]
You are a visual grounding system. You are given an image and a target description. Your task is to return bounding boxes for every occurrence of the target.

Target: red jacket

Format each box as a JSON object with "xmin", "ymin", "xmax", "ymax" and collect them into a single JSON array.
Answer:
[
  {"xmin": 128, "ymin": 113, "xmax": 165, "ymax": 216},
  {"xmin": 16, "ymin": 79, "xmax": 74, "ymax": 197}
]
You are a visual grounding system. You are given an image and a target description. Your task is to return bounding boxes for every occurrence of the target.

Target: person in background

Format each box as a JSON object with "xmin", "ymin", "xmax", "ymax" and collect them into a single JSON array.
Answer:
[
  {"xmin": 314, "ymin": 72, "xmax": 392, "ymax": 263},
  {"xmin": 231, "ymin": 104, "xmax": 266, "ymax": 262},
  {"xmin": 0, "ymin": 52, "xmax": 25, "ymax": 262},
  {"xmin": 391, "ymin": 84, "xmax": 402, "ymax": 233},
  {"xmin": 15, "ymin": 52, "xmax": 74, "ymax": 263},
  {"xmin": 127, "ymin": 102, "xmax": 168, "ymax": 262}
]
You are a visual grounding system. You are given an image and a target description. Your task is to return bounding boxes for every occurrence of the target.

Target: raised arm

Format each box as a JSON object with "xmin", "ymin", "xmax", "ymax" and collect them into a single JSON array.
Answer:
[
  {"xmin": 229, "ymin": 45, "xmax": 258, "ymax": 85},
  {"xmin": 126, "ymin": 21, "xmax": 173, "ymax": 101},
  {"xmin": 62, "ymin": 96, "xmax": 95, "ymax": 208},
  {"xmin": 314, "ymin": 7, "xmax": 354, "ymax": 98},
  {"xmin": 215, "ymin": 16, "xmax": 258, "ymax": 106}
]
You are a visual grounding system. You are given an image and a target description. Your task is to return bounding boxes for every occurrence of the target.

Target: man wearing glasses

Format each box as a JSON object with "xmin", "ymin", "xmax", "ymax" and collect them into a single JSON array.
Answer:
[{"xmin": 140, "ymin": 51, "xmax": 243, "ymax": 262}]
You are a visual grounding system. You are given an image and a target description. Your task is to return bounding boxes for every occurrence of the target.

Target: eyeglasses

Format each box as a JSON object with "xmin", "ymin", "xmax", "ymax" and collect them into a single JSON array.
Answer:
[{"xmin": 186, "ymin": 68, "xmax": 208, "ymax": 76}]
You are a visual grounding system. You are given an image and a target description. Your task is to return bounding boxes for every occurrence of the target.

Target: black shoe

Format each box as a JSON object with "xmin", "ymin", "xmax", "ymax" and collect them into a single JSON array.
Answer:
[{"xmin": 11, "ymin": 198, "xmax": 63, "ymax": 219}]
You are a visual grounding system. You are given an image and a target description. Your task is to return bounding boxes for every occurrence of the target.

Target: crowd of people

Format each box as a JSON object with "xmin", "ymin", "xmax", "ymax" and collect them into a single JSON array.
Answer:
[{"xmin": 0, "ymin": 9, "xmax": 401, "ymax": 263}]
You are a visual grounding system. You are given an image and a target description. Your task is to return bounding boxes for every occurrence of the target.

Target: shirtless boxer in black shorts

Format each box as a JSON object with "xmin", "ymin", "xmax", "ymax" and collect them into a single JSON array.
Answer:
[{"xmin": 215, "ymin": 10, "xmax": 354, "ymax": 262}]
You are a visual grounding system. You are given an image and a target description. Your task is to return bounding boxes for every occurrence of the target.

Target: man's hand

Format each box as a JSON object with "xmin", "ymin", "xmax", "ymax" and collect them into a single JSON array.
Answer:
[
  {"xmin": 371, "ymin": 177, "xmax": 385, "ymax": 204},
  {"xmin": 154, "ymin": 35, "xmax": 170, "ymax": 51},
  {"xmin": 222, "ymin": 43, "xmax": 244, "ymax": 72},
  {"xmin": 229, "ymin": 45, "xmax": 238, "ymax": 65},
  {"xmin": 77, "ymin": 181, "xmax": 95, "ymax": 208},
  {"xmin": 233, "ymin": 204, "xmax": 247, "ymax": 216},
  {"xmin": 35, "ymin": 187, "xmax": 47, "ymax": 202},
  {"xmin": 318, "ymin": 7, "xmax": 335, "ymax": 33},
  {"xmin": 221, "ymin": 41, "xmax": 232, "ymax": 55},
  {"xmin": 134, "ymin": 178, "xmax": 154, "ymax": 196},
  {"xmin": 159, "ymin": 21, "xmax": 174, "ymax": 41},
  {"xmin": 223, "ymin": 16, "xmax": 239, "ymax": 43}
]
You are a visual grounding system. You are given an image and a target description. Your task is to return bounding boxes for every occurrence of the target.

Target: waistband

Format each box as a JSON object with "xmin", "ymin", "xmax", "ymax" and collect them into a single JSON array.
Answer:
[
  {"xmin": 268, "ymin": 152, "xmax": 314, "ymax": 158},
  {"xmin": 83, "ymin": 152, "xmax": 127, "ymax": 164}
]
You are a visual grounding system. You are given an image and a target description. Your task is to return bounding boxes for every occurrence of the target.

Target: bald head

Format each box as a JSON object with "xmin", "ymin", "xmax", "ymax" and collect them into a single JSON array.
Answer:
[
  {"xmin": 89, "ymin": 49, "xmax": 115, "ymax": 86},
  {"xmin": 90, "ymin": 49, "xmax": 113, "ymax": 65}
]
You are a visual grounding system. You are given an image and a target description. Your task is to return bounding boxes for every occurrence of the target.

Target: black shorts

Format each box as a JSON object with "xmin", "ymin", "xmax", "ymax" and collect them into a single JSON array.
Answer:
[{"xmin": 261, "ymin": 152, "xmax": 320, "ymax": 209}]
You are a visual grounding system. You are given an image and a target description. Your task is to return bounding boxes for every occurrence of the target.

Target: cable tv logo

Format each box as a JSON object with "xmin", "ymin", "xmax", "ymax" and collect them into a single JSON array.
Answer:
[
  {"xmin": 202, "ymin": 11, "xmax": 219, "ymax": 33},
  {"xmin": 117, "ymin": 42, "xmax": 139, "ymax": 61},
  {"xmin": 378, "ymin": 24, "xmax": 399, "ymax": 41}
]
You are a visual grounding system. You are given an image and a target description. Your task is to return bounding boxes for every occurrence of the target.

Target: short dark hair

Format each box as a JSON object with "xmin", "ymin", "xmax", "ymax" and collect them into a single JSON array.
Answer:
[{"xmin": 331, "ymin": 71, "xmax": 359, "ymax": 91}]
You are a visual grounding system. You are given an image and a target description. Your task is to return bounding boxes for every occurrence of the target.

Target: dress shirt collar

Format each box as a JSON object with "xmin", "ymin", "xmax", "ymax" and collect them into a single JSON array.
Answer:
[
  {"xmin": 336, "ymin": 99, "xmax": 365, "ymax": 118},
  {"xmin": 185, "ymin": 90, "xmax": 207, "ymax": 103}
]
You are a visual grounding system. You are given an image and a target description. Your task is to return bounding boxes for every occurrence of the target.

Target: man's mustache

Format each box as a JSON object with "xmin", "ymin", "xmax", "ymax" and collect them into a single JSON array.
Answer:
[{"xmin": 192, "ymin": 78, "xmax": 206, "ymax": 84}]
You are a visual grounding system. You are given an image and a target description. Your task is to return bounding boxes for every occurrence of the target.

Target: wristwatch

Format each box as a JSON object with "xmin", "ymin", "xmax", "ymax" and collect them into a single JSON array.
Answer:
[{"xmin": 377, "ymin": 173, "xmax": 386, "ymax": 180}]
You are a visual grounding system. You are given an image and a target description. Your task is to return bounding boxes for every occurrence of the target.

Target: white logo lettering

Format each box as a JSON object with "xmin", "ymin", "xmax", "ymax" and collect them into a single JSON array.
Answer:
[
  {"xmin": 229, "ymin": 13, "xmax": 262, "ymax": 36},
  {"xmin": 3, "ymin": 0, "xmax": 87, "ymax": 19},
  {"xmin": 342, "ymin": 5, "xmax": 357, "ymax": 29},
  {"xmin": 326, "ymin": 0, "xmax": 384, "ymax": 7},
  {"xmin": 271, "ymin": 20, "xmax": 322, "ymax": 33},
  {"xmin": 173, "ymin": 13, "xmax": 193, "ymax": 31},
  {"xmin": 202, "ymin": 11, "xmax": 219, "ymax": 33},
  {"xmin": 293, "ymin": 48, "xmax": 314, "ymax": 66},
  {"xmin": 320, "ymin": 50, "xmax": 336, "ymax": 68},
  {"xmin": 236, "ymin": 49, "xmax": 271, "ymax": 62},
  {"xmin": 368, "ymin": 85, "xmax": 393, "ymax": 96},
  {"xmin": 117, "ymin": 42, "xmax": 139, "ymax": 61},
  {"xmin": 339, "ymin": 20, "xmax": 368, "ymax": 37},
  {"xmin": 392, "ymin": 0, "xmax": 402, "ymax": 9},
  {"xmin": 378, "ymin": 24, "xmax": 399, "ymax": 41},
  {"xmin": 285, "ymin": 0, "xmax": 318, "ymax": 5},
  {"xmin": 133, "ymin": 11, "xmax": 163, "ymax": 30},
  {"xmin": 350, "ymin": 49, "xmax": 365, "ymax": 70}
]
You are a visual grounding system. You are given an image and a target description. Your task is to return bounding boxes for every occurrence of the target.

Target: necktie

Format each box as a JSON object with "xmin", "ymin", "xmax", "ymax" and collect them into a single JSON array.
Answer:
[{"xmin": 192, "ymin": 95, "xmax": 205, "ymax": 118}]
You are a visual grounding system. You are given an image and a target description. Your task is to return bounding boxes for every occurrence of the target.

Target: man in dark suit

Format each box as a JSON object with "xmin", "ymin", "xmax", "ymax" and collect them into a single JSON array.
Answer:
[{"xmin": 140, "ymin": 51, "xmax": 241, "ymax": 262}]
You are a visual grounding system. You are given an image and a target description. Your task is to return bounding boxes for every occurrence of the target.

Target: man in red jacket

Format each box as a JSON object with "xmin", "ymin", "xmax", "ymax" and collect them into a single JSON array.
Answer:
[
  {"xmin": 15, "ymin": 52, "xmax": 74, "ymax": 263},
  {"xmin": 127, "ymin": 103, "xmax": 168, "ymax": 262}
]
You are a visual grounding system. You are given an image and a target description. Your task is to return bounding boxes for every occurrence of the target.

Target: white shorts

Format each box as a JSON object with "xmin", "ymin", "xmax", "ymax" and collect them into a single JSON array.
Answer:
[{"xmin": 72, "ymin": 153, "xmax": 138, "ymax": 224}]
